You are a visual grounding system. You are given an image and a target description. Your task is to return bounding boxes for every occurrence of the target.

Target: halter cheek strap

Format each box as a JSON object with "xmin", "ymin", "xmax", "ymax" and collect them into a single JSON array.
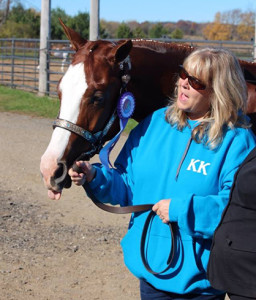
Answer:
[{"xmin": 53, "ymin": 109, "xmax": 117, "ymax": 160}]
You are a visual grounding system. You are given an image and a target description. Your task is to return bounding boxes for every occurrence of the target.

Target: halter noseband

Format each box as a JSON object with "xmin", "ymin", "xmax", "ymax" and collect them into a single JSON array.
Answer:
[
  {"xmin": 52, "ymin": 55, "xmax": 132, "ymax": 161},
  {"xmin": 53, "ymin": 111, "xmax": 117, "ymax": 160}
]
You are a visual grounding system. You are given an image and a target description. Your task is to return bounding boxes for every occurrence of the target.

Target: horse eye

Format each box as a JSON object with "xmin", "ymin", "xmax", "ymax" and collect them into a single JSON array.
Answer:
[
  {"xmin": 90, "ymin": 93, "xmax": 104, "ymax": 106},
  {"xmin": 93, "ymin": 97, "xmax": 104, "ymax": 105}
]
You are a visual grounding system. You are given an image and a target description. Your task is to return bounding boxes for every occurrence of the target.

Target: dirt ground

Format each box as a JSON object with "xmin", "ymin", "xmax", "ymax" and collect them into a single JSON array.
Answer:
[{"xmin": 0, "ymin": 111, "xmax": 140, "ymax": 300}]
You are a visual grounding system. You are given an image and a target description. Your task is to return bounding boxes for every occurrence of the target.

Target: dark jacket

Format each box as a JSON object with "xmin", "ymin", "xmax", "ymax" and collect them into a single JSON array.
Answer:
[{"xmin": 207, "ymin": 146, "xmax": 256, "ymax": 297}]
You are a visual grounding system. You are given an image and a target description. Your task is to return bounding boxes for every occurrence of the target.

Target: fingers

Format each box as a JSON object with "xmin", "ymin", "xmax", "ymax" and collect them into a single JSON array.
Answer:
[
  {"xmin": 155, "ymin": 211, "xmax": 169, "ymax": 224},
  {"xmin": 152, "ymin": 202, "xmax": 159, "ymax": 212},
  {"xmin": 68, "ymin": 161, "xmax": 87, "ymax": 186},
  {"xmin": 69, "ymin": 170, "xmax": 86, "ymax": 186},
  {"xmin": 152, "ymin": 199, "xmax": 171, "ymax": 224},
  {"xmin": 68, "ymin": 161, "xmax": 96, "ymax": 185}
]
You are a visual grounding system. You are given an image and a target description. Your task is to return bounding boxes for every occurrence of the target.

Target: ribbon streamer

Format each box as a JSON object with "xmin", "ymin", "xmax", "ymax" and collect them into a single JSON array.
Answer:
[{"xmin": 99, "ymin": 92, "xmax": 135, "ymax": 169}]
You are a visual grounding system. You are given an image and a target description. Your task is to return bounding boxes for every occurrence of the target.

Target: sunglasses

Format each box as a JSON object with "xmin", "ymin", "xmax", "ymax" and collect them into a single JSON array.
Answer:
[{"xmin": 178, "ymin": 65, "xmax": 206, "ymax": 90}]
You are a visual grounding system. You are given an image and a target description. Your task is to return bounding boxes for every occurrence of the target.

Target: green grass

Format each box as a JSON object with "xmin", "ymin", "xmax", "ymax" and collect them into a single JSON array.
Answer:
[
  {"xmin": 0, "ymin": 85, "xmax": 59, "ymax": 118},
  {"xmin": 0, "ymin": 85, "xmax": 137, "ymax": 133}
]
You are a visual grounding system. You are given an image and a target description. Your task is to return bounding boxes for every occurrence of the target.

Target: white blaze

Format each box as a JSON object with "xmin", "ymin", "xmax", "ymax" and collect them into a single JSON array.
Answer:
[
  {"xmin": 59, "ymin": 62, "xmax": 87, "ymax": 122},
  {"xmin": 40, "ymin": 63, "xmax": 87, "ymax": 182}
]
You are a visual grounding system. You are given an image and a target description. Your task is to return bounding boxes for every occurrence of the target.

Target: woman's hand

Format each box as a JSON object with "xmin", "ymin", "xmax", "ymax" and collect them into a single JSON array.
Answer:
[
  {"xmin": 152, "ymin": 199, "xmax": 171, "ymax": 224},
  {"xmin": 68, "ymin": 161, "xmax": 96, "ymax": 185}
]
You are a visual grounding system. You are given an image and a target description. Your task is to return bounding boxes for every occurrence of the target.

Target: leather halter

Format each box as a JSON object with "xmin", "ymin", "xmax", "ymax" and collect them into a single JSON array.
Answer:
[
  {"xmin": 52, "ymin": 55, "xmax": 132, "ymax": 161},
  {"xmin": 53, "ymin": 110, "xmax": 117, "ymax": 161}
]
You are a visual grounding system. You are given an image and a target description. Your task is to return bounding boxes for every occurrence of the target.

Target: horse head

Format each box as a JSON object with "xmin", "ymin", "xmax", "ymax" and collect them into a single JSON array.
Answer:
[{"xmin": 40, "ymin": 20, "xmax": 133, "ymax": 199}]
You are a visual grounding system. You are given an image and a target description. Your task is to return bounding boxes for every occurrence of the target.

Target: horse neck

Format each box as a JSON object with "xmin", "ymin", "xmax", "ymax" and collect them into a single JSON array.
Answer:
[{"xmin": 129, "ymin": 41, "xmax": 193, "ymax": 121}]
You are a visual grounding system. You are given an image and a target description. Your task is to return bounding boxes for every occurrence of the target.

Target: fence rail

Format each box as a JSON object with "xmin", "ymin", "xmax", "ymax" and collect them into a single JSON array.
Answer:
[{"xmin": 0, "ymin": 38, "xmax": 254, "ymax": 97}]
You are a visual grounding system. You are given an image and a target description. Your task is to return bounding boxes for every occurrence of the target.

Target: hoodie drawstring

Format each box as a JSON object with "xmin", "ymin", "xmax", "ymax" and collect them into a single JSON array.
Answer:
[{"xmin": 175, "ymin": 136, "xmax": 193, "ymax": 181}]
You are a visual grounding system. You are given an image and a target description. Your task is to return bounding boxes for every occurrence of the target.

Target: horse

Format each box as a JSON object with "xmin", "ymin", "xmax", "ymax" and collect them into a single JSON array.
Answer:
[
  {"xmin": 37, "ymin": 44, "xmax": 72, "ymax": 72},
  {"xmin": 50, "ymin": 45, "xmax": 72, "ymax": 72},
  {"xmin": 40, "ymin": 20, "xmax": 256, "ymax": 200}
]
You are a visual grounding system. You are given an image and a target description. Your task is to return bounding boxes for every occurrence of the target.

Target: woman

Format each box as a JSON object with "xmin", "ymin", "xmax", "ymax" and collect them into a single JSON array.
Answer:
[
  {"xmin": 208, "ymin": 147, "xmax": 256, "ymax": 300},
  {"xmin": 69, "ymin": 47, "xmax": 256, "ymax": 299}
]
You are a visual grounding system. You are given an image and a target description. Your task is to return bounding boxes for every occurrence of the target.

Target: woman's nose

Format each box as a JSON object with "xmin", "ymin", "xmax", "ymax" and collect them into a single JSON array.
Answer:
[{"xmin": 180, "ymin": 78, "xmax": 189, "ymax": 88}]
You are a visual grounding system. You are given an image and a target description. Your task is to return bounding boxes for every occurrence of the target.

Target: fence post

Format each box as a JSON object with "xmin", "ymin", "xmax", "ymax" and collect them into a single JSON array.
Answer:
[
  {"xmin": 89, "ymin": 0, "xmax": 100, "ymax": 41},
  {"xmin": 38, "ymin": 0, "xmax": 51, "ymax": 96},
  {"xmin": 11, "ymin": 39, "xmax": 14, "ymax": 88}
]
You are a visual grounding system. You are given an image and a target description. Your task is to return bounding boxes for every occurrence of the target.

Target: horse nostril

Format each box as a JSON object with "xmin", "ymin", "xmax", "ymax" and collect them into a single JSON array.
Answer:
[
  {"xmin": 52, "ymin": 161, "xmax": 68, "ymax": 186},
  {"xmin": 55, "ymin": 162, "xmax": 64, "ymax": 178}
]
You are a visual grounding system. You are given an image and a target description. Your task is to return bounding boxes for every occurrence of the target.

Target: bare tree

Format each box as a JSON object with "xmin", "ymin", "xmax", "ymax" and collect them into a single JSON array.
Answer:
[{"xmin": 0, "ymin": 0, "xmax": 11, "ymax": 26}]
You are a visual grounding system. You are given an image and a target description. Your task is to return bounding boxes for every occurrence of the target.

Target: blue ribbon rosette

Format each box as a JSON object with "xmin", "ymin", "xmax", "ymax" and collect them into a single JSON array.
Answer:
[{"xmin": 99, "ymin": 92, "xmax": 135, "ymax": 170}]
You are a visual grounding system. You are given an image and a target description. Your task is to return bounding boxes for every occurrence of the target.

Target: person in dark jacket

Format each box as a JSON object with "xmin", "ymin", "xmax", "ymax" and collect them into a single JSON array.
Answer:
[{"xmin": 208, "ymin": 146, "xmax": 256, "ymax": 300}]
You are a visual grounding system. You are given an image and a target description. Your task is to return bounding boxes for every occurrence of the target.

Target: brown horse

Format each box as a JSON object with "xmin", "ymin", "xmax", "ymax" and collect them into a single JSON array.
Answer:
[{"xmin": 40, "ymin": 20, "xmax": 256, "ymax": 200}]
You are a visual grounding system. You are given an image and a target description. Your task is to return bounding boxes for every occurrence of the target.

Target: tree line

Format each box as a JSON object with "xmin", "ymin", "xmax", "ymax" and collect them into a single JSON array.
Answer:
[{"xmin": 0, "ymin": 1, "xmax": 254, "ymax": 41}]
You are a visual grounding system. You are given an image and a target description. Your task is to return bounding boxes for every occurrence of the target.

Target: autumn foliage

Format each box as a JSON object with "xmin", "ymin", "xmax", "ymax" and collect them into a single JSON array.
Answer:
[{"xmin": 203, "ymin": 10, "xmax": 254, "ymax": 41}]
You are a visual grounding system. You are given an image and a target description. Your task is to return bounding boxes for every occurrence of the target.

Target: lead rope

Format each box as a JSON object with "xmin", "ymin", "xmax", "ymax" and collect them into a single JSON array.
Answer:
[
  {"xmin": 83, "ymin": 180, "xmax": 175, "ymax": 275},
  {"xmin": 140, "ymin": 211, "xmax": 175, "ymax": 275}
]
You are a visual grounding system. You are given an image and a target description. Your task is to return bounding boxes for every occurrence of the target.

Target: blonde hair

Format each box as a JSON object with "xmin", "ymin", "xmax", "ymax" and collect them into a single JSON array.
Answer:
[{"xmin": 165, "ymin": 47, "xmax": 249, "ymax": 148}]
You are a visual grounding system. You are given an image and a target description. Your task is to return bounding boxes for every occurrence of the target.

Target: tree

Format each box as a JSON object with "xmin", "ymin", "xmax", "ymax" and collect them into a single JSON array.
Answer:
[
  {"xmin": 149, "ymin": 23, "xmax": 168, "ymax": 38},
  {"xmin": 66, "ymin": 12, "xmax": 90, "ymax": 39},
  {"xmin": 203, "ymin": 9, "xmax": 255, "ymax": 41},
  {"xmin": 8, "ymin": 3, "xmax": 40, "ymax": 26},
  {"xmin": 0, "ymin": 2, "xmax": 40, "ymax": 38},
  {"xmin": 237, "ymin": 11, "xmax": 254, "ymax": 41},
  {"xmin": 51, "ymin": 8, "xmax": 70, "ymax": 40},
  {"xmin": 203, "ymin": 12, "xmax": 232, "ymax": 40},
  {"xmin": 0, "ymin": 20, "xmax": 34, "ymax": 37},
  {"xmin": 100, "ymin": 20, "xmax": 119, "ymax": 38},
  {"xmin": 116, "ymin": 22, "xmax": 133, "ymax": 38},
  {"xmin": 98, "ymin": 23, "xmax": 109, "ymax": 39},
  {"xmin": 220, "ymin": 9, "xmax": 242, "ymax": 39},
  {"xmin": 140, "ymin": 21, "xmax": 151, "ymax": 36},
  {"xmin": 203, "ymin": 22, "xmax": 232, "ymax": 40},
  {"xmin": 133, "ymin": 27, "xmax": 146, "ymax": 38},
  {"xmin": 0, "ymin": 0, "xmax": 11, "ymax": 25},
  {"xmin": 171, "ymin": 28, "xmax": 184, "ymax": 39}
]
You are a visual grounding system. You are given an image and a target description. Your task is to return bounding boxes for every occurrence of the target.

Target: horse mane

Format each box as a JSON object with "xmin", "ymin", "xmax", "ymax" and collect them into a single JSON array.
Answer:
[{"xmin": 131, "ymin": 39, "xmax": 195, "ymax": 54}]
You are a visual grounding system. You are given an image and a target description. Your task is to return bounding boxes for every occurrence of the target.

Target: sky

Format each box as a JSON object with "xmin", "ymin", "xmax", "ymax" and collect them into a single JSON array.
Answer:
[{"xmin": 22, "ymin": 0, "xmax": 255, "ymax": 23}]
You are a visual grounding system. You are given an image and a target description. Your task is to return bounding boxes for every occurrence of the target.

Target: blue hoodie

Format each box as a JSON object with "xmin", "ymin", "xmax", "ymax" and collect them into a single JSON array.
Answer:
[{"xmin": 85, "ymin": 108, "xmax": 256, "ymax": 295}]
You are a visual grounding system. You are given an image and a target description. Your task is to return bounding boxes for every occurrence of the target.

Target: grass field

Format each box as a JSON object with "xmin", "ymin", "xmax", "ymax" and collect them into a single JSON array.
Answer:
[
  {"xmin": 0, "ymin": 85, "xmax": 59, "ymax": 118},
  {"xmin": 0, "ymin": 85, "xmax": 137, "ymax": 132}
]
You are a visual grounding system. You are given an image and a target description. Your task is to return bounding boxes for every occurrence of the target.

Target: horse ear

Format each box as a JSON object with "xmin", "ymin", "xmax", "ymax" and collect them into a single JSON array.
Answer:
[
  {"xmin": 59, "ymin": 18, "xmax": 87, "ymax": 51},
  {"xmin": 113, "ymin": 40, "xmax": 133, "ymax": 63}
]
